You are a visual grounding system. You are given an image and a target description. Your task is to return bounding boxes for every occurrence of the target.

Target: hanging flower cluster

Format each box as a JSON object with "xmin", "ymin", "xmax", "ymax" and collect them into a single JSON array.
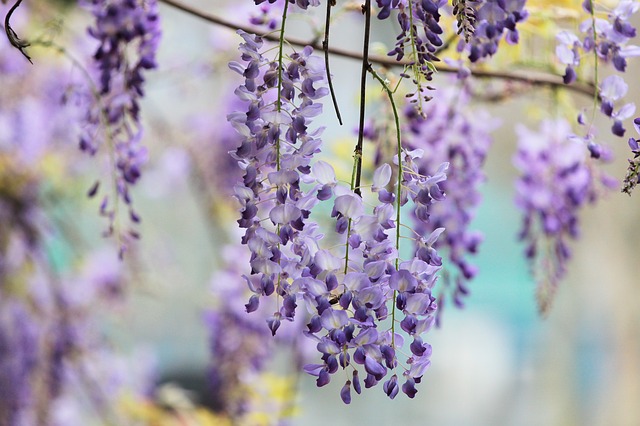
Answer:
[
  {"xmin": 555, "ymin": 0, "xmax": 639, "ymax": 121},
  {"xmin": 557, "ymin": 0, "xmax": 640, "ymax": 83},
  {"xmin": 513, "ymin": 119, "xmax": 613, "ymax": 312},
  {"xmin": 377, "ymin": 0, "xmax": 446, "ymax": 107},
  {"xmin": 555, "ymin": 1, "xmax": 639, "ymax": 187},
  {"xmin": 403, "ymin": 85, "xmax": 498, "ymax": 314},
  {"xmin": 5, "ymin": 0, "xmax": 640, "ymax": 418},
  {"xmin": 205, "ymin": 245, "xmax": 307, "ymax": 421},
  {"xmin": 229, "ymin": 14, "xmax": 453, "ymax": 399},
  {"xmin": 457, "ymin": 0, "xmax": 529, "ymax": 62},
  {"xmin": 79, "ymin": 0, "xmax": 161, "ymax": 249},
  {"xmin": 381, "ymin": 0, "xmax": 444, "ymax": 64}
]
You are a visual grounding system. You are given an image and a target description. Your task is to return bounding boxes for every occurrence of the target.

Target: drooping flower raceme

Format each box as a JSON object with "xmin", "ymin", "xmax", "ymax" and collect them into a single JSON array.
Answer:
[
  {"xmin": 298, "ymin": 155, "xmax": 447, "ymax": 402},
  {"xmin": 229, "ymin": 20, "xmax": 448, "ymax": 399},
  {"xmin": 557, "ymin": 0, "xmax": 640, "ymax": 82},
  {"xmin": 402, "ymin": 85, "xmax": 498, "ymax": 315},
  {"xmin": 205, "ymin": 245, "xmax": 308, "ymax": 422},
  {"xmin": 376, "ymin": 0, "xmax": 446, "ymax": 108},
  {"xmin": 556, "ymin": 1, "xmax": 640, "ymax": 148},
  {"xmin": 456, "ymin": 0, "xmax": 529, "ymax": 62},
  {"xmin": 79, "ymin": 0, "xmax": 161, "ymax": 249},
  {"xmin": 228, "ymin": 29, "xmax": 329, "ymax": 333},
  {"xmin": 513, "ymin": 119, "xmax": 612, "ymax": 312}
]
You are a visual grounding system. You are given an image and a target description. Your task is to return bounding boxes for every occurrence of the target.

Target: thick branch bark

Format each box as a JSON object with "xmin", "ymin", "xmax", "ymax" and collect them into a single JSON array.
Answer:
[{"xmin": 158, "ymin": 0, "xmax": 597, "ymax": 98}]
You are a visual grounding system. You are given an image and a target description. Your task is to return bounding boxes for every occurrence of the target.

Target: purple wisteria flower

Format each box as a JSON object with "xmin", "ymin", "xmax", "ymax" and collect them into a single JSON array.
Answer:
[
  {"xmin": 456, "ymin": 0, "xmax": 528, "ymax": 62},
  {"xmin": 205, "ymin": 245, "xmax": 309, "ymax": 420},
  {"xmin": 581, "ymin": 0, "xmax": 640, "ymax": 72},
  {"xmin": 228, "ymin": 25, "xmax": 449, "ymax": 400},
  {"xmin": 376, "ymin": 0, "xmax": 446, "ymax": 107},
  {"xmin": 598, "ymin": 75, "xmax": 635, "ymax": 137},
  {"xmin": 556, "ymin": 1, "xmax": 640, "ymax": 81},
  {"xmin": 0, "ymin": 38, "xmax": 140, "ymax": 421},
  {"xmin": 300, "ymin": 156, "xmax": 446, "ymax": 401},
  {"xmin": 555, "ymin": 3, "xmax": 640, "ymax": 155},
  {"xmin": 402, "ymin": 85, "xmax": 498, "ymax": 316},
  {"xmin": 79, "ymin": 0, "xmax": 161, "ymax": 250},
  {"xmin": 381, "ymin": 0, "xmax": 445, "ymax": 64},
  {"xmin": 513, "ymin": 119, "xmax": 613, "ymax": 312}
]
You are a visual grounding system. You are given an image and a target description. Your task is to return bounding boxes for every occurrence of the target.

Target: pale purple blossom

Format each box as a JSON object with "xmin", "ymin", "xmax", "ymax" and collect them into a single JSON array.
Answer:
[
  {"xmin": 79, "ymin": 0, "xmax": 161, "ymax": 245},
  {"xmin": 514, "ymin": 119, "xmax": 613, "ymax": 311}
]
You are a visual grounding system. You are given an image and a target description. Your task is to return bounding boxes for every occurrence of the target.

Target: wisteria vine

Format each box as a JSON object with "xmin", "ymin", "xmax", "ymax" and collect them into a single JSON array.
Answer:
[
  {"xmin": 1, "ymin": 0, "xmax": 640, "ymax": 419},
  {"xmin": 79, "ymin": 0, "xmax": 161, "ymax": 255}
]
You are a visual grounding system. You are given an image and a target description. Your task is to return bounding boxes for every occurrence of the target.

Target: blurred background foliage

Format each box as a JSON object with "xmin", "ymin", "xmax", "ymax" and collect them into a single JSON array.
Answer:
[{"xmin": 1, "ymin": 0, "xmax": 640, "ymax": 425}]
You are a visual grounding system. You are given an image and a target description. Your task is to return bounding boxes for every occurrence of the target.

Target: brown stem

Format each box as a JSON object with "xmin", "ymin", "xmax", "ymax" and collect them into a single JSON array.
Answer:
[
  {"xmin": 157, "ymin": 0, "xmax": 597, "ymax": 98},
  {"xmin": 324, "ymin": 0, "xmax": 343, "ymax": 125},
  {"xmin": 4, "ymin": 0, "xmax": 32, "ymax": 63},
  {"xmin": 354, "ymin": 0, "xmax": 371, "ymax": 197}
]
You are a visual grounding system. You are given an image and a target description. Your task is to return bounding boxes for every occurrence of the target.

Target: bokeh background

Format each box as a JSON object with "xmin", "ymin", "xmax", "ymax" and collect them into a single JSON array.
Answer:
[{"xmin": 2, "ymin": 0, "xmax": 640, "ymax": 424}]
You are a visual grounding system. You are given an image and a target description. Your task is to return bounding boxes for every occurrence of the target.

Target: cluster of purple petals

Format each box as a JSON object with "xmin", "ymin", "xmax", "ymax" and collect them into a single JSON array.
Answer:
[
  {"xmin": 402, "ymin": 86, "xmax": 497, "ymax": 315},
  {"xmin": 379, "ymin": 0, "xmax": 445, "ymax": 65},
  {"xmin": 376, "ymin": 0, "xmax": 445, "ymax": 105},
  {"xmin": 557, "ymin": 0, "xmax": 640, "ymax": 87},
  {"xmin": 623, "ymin": 118, "xmax": 640, "ymax": 194},
  {"xmin": 254, "ymin": 0, "xmax": 320, "ymax": 10},
  {"xmin": 228, "ymin": 28, "xmax": 329, "ymax": 335},
  {"xmin": 302, "ymin": 154, "xmax": 447, "ymax": 402},
  {"xmin": 205, "ymin": 245, "xmax": 306, "ymax": 418},
  {"xmin": 229, "ymin": 28, "xmax": 448, "ymax": 400},
  {"xmin": 513, "ymin": 120, "xmax": 611, "ymax": 311},
  {"xmin": 597, "ymin": 74, "xmax": 635, "ymax": 138},
  {"xmin": 0, "ymin": 261, "xmax": 132, "ymax": 425},
  {"xmin": 0, "ymin": 48, "xmax": 135, "ymax": 420},
  {"xmin": 455, "ymin": 0, "xmax": 528, "ymax": 62},
  {"xmin": 79, "ymin": 0, "xmax": 161, "ymax": 243},
  {"xmin": 557, "ymin": 0, "xmax": 640, "ymax": 83},
  {"xmin": 556, "ymin": 1, "xmax": 639, "ymax": 141}
]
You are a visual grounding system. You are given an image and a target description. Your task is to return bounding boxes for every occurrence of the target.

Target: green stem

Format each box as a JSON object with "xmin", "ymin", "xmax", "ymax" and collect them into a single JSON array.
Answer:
[
  {"xmin": 406, "ymin": 0, "xmax": 424, "ymax": 115},
  {"xmin": 276, "ymin": 0, "xmax": 290, "ymax": 171},
  {"xmin": 344, "ymin": 150, "xmax": 360, "ymax": 275},
  {"xmin": 369, "ymin": 68, "xmax": 402, "ymax": 349}
]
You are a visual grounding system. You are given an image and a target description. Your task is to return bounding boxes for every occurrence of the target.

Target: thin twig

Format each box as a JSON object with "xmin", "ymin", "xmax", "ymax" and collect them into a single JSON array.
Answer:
[
  {"xmin": 157, "ymin": 0, "xmax": 597, "ymax": 98},
  {"xmin": 353, "ymin": 0, "xmax": 371, "ymax": 197},
  {"xmin": 3, "ymin": 0, "xmax": 32, "ymax": 63},
  {"xmin": 323, "ymin": 0, "xmax": 343, "ymax": 125},
  {"xmin": 368, "ymin": 65, "xmax": 402, "ymax": 349}
]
